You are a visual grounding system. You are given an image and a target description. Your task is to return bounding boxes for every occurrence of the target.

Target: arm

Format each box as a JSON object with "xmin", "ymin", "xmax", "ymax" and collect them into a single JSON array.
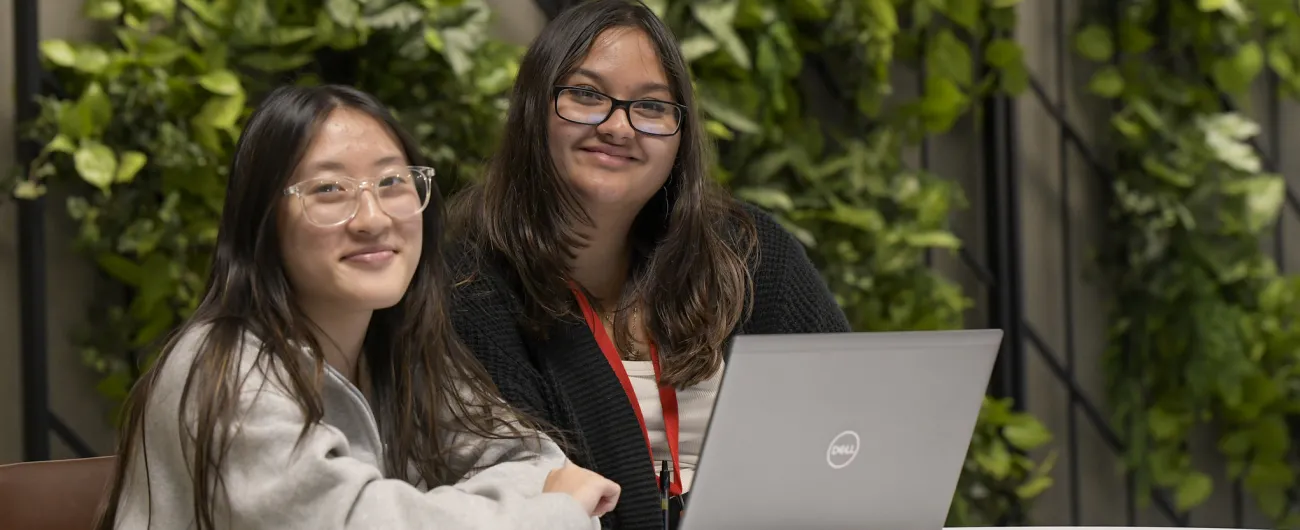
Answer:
[
  {"xmin": 747, "ymin": 206, "xmax": 852, "ymax": 334},
  {"xmin": 207, "ymin": 387, "xmax": 597, "ymax": 530}
]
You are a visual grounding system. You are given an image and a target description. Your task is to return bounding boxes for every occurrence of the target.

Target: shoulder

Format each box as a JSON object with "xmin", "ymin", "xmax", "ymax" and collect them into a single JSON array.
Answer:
[
  {"xmin": 146, "ymin": 322, "xmax": 289, "ymax": 415},
  {"xmin": 731, "ymin": 201, "xmax": 814, "ymax": 278},
  {"xmin": 445, "ymin": 242, "xmax": 524, "ymax": 332}
]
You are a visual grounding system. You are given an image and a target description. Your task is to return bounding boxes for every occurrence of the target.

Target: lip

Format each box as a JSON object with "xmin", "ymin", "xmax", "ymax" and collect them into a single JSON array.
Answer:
[
  {"xmin": 579, "ymin": 144, "xmax": 637, "ymax": 161},
  {"xmin": 579, "ymin": 145, "xmax": 638, "ymax": 168},
  {"xmin": 341, "ymin": 246, "xmax": 398, "ymax": 264}
]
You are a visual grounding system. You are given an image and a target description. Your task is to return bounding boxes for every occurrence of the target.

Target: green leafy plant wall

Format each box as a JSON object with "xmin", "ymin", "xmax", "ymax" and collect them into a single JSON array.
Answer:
[
  {"xmin": 11, "ymin": 0, "xmax": 520, "ymax": 405},
  {"xmin": 8, "ymin": 0, "xmax": 1050, "ymax": 525},
  {"xmin": 1075, "ymin": 0, "xmax": 1300, "ymax": 525},
  {"xmin": 646, "ymin": 0, "xmax": 1051, "ymax": 524}
]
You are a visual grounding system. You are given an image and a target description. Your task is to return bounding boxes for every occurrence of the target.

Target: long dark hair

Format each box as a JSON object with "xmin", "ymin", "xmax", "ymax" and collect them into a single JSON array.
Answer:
[
  {"xmin": 97, "ymin": 84, "xmax": 532, "ymax": 530},
  {"xmin": 448, "ymin": 0, "xmax": 758, "ymax": 388}
]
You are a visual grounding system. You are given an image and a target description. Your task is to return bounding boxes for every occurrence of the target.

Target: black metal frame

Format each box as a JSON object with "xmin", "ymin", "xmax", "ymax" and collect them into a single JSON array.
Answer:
[{"xmin": 13, "ymin": 0, "xmax": 98, "ymax": 463}]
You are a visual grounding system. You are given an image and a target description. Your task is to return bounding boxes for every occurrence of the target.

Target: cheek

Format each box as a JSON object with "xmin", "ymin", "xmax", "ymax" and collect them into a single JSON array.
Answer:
[
  {"xmin": 645, "ymin": 138, "xmax": 681, "ymax": 181},
  {"xmin": 278, "ymin": 217, "xmax": 336, "ymax": 288}
]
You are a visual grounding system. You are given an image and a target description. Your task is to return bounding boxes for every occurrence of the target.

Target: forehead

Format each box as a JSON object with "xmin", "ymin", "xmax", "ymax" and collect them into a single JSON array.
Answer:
[
  {"xmin": 570, "ymin": 28, "xmax": 670, "ymax": 94},
  {"xmin": 294, "ymin": 108, "xmax": 407, "ymax": 181}
]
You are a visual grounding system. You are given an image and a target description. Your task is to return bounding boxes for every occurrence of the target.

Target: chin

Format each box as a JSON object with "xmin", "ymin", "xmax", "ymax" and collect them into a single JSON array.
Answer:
[
  {"xmin": 570, "ymin": 174, "xmax": 648, "ymax": 207},
  {"xmin": 358, "ymin": 292, "xmax": 408, "ymax": 311}
]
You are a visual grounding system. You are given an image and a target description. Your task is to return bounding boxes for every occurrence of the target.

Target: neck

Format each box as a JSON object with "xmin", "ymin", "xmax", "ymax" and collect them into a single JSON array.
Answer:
[
  {"xmin": 569, "ymin": 208, "xmax": 636, "ymax": 304},
  {"xmin": 301, "ymin": 302, "xmax": 372, "ymax": 384}
]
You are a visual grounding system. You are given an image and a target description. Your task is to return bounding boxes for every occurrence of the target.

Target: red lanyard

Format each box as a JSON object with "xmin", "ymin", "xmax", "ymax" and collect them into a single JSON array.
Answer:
[{"xmin": 572, "ymin": 288, "xmax": 683, "ymax": 497}]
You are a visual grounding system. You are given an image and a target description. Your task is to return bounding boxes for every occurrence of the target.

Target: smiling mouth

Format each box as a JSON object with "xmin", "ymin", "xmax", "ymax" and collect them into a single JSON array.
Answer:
[
  {"xmin": 342, "ymin": 249, "xmax": 397, "ymax": 263},
  {"xmin": 580, "ymin": 147, "xmax": 636, "ymax": 163}
]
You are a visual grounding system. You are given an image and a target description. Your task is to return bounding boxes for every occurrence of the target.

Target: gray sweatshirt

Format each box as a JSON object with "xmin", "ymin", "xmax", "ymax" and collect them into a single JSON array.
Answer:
[{"xmin": 111, "ymin": 324, "xmax": 599, "ymax": 530}]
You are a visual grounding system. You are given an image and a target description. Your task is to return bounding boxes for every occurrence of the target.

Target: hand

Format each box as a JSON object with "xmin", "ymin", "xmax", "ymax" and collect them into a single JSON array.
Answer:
[{"xmin": 544, "ymin": 462, "xmax": 621, "ymax": 517}]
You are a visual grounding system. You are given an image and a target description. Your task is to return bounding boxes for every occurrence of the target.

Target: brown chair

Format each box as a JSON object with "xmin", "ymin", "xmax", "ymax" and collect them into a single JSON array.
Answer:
[{"xmin": 0, "ymin": 456, "xmax": 117, "ymax": 530}]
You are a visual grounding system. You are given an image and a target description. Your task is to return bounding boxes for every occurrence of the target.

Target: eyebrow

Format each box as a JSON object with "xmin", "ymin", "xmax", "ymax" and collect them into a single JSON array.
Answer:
[
  {"xmin": 304, "ymin": 155, "xmax": 406, "ymax": 173},
  {"xmin": 570, "ymin": 68, "xmax": 673, "ymax": 98}
]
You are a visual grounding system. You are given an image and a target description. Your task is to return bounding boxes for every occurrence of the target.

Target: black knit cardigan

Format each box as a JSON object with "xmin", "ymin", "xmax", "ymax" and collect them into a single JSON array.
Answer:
[{"xmin": 448, "ymin": 204, "xmax": 851, "ymax": 529}]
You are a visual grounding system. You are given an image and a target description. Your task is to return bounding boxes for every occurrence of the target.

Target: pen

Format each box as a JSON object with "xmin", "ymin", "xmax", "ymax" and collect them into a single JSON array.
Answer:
[{"xmin": 659, "ymin": 460, "xmax": 671, "ymax": 529}]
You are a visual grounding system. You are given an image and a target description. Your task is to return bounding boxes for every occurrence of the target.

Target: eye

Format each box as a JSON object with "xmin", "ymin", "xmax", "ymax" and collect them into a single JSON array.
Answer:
[
  {"xmin": 377, "ymin": 174, "xmax": 408, "ymax": 187},
  {"xmin": 309, "ymin": 181, "xmax": 345, "ymax": 194},
  {"xmin": 572, "ymin": 88, "xmax": 604, "ymax": 101}
]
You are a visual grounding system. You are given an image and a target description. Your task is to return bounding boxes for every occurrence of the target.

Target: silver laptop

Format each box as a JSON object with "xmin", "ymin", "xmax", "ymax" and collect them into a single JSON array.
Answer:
[{"xmin": 680, "ymin": 330, "xmax": 1003, "ymax": 530}]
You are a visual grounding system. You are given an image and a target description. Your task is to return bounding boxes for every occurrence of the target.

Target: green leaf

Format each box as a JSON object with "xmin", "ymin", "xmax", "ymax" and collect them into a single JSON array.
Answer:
[
  {"xmin": 44, "ymin": 134, "xmax": 75, "ymax": 154},
  {"xmin": 84, "ymin": 0, "xmax": 123, "ymax": 20},
  {"xmin": 1074, "ymin": 25, "xmax": 1114, "ymax": 62},
  {"xmin": 72, "ymin": 47, "xmax": 111, "ymax": 74},
  {"xmin": 1223, "ymin": 176, "xmax": 1285, "ymax": 232},
  {"xmin": 990, "ymin": 0, "xmax": 1022, "ymax": 6},
  {"xmin": 704, "ymin": 120, "xmax": 733, "ymax": 140},
  {"xmin": 691, "ymin": 0, "xmax": 752, "ymax": 70},
  {"xmin": 927, "ymin": 29, "xmax": 972, "ymax": 87},
  {"xmin": 115, "ymin": 151, "xmax": 148, "ymax": 184},
  {"xmin": 326, "ymin": 0, "xmax": 361, "ymax": 26},
  {"xmin": 1213, "ymin": 42, "xmax": 1264, "ymax": 94},
  {"xmin": 936, "ymin": 0, "xmax": 978, "ymax": 29},
  {"xmin": 240, "ymin": 52, "xmax": 314, "ymax": 72},
  {"xmin": 680, "ymin": 35, "xmax": 720, "ymax": 62},
  {"xmin": 74, "ymin": 141, "xmax": 118, "ymax": 192},
  {"xmin": 1118, "ymin": 23, "xmax": 1155, "ymax": 54},
  {"xmin": 973, "ymin": 439, "xmax": 1012, "ymax": 479},
  {"xmin": 1087, "ymin": 66, "xmax": 1125, "ymax": 98},
  {"xmin": 12, "ymin": 180, "xmax": 47, "ymax": 199},
  {"xmin": 984, "ymin": 39, "xmax": 1022, "ymax": 69},
  {"xmin": 40, "ymin": 40, "xmax": 77, "ymax": 67},
  {"xmin": 1003, "ymin": 418, "xmax": 1053, "ymax": 450},
  {"xmin": 1015, "ymin": 475, "xmax": 1053, "ymax": 499},
  {"xmin": 96, "ymin": 254, "xmax": 143, "ymax": 286},
  {"xmin": 789, "ymin": 0, "xmax": 830, "ymax": 20},
  {"xmin": 363, "ymin": 3, "xmax": 423, "ymax": 29},
  {"xmin": 140, "ymin": 35, "xmax": 185, "ymax": 66},
  {"xmin": 197, "ymin": 69, "xmax": 243, "ymax": 96},
  {"xmin": 735, "ymin": 187, "xmax": 795, "ymax": 211},
  {"xmin": 79, "ymin": 82, "xmax": 114, "ymax": 136},
  {"xmin": 193, "ymin": 93, "xmax": 246, "ymax": 132},
  {"xmin": 135, "ymin": 0, "xmax": 176, "ymax": 18},
  {"xmin": 1174, "ymin": 472, "xmax": 1213, "ymax": 511},
  {"xmin": 903, "ymin": 231, "xmax": 961, "ymax": 249},
  {"xmin": 919, "ymin": 76, "xmax": 968, "ymax": 133},
  {"xmin": 699, "ymin": 95, "xmax": 761, "ymax": 134}
]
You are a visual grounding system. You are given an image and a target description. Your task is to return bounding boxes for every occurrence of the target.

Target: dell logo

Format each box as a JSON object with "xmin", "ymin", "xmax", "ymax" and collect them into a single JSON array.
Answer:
[{"xmin": 826, "ymin": 430, "xmax": 861, "ymax": 469}]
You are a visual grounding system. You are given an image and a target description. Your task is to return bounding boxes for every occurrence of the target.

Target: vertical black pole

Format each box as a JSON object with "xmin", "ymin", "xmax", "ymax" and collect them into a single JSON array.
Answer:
[
  {"xmin": 983, "ymin": 91, "xmax": 1027, "ymax": 411},
  {"xmin": 15, "ymin": 0, "xmax": 51, "ymax": 462}
]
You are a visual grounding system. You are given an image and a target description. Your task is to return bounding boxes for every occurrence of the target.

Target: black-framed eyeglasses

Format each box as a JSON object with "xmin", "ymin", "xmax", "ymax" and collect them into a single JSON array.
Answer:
[{"xmin": 552, "ymin": 86, "xmax": 686, "ymax": 137}]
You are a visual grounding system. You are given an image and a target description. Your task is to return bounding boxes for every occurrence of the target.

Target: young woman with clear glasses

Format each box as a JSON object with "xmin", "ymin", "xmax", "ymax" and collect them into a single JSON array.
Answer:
[
  {"xmin": 446, "ymin": 1, "xmax": 850, "ymax": 528},
  {"xmin": 96, "ymin": 84, "xmax": 619, "ymax": 530}
]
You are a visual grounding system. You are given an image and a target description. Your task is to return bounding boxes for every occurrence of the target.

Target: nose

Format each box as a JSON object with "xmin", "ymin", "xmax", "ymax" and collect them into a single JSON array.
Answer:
[
  {"xmin": 346, "ymin": 188, "xmax": 392, "ymax": 235},
  {"xmin": 595, "ymin": 106, "xmax": 635, "ymax": 141}
]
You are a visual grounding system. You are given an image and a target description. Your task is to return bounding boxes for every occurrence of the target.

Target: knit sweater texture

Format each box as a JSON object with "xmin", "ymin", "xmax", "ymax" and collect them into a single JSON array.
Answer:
[{"xmin": 448, "ymin": 204, "xmax": 852, "ymax": 529}]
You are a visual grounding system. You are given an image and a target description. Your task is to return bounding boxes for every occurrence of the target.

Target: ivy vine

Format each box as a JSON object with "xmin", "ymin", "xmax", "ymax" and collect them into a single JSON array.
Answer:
[
  {"xmin": 648, "ymin": 0, "xmax": 1051, "ymax": 525},
  {"xmin": 1076, "ymin": 0, "xmax": 1300, "ymax": 525}
]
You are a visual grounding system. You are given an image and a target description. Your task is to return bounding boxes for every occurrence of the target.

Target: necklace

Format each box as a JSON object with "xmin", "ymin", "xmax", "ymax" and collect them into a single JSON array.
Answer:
[{"xmin": 600, "ymin": 305, "xmax": 649, "ymax": 361}]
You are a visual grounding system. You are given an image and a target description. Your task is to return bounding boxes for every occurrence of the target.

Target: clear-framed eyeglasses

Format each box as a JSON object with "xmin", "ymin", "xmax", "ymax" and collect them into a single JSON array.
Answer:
[
  {"xmin": 283, "ymin": 166, "xmax": 435, "ymax": 227},
  {"xmin": 552, "ymin": 86, "xmax": 687, "ymax": 136}
]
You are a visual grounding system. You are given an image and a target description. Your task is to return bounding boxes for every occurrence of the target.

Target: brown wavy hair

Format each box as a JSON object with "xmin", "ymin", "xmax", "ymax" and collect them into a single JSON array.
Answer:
[
  {"xmin": 97, "ymin": 85, "xmax": 535, "ymax": 530},
  {"xmin": 447, "ymin": 0, "xmax": 758, "ymax": 388}
]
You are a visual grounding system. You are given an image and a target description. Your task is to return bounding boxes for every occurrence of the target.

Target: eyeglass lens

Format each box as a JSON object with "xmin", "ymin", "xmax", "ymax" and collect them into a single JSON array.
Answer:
[
  {"xmin": 299, "ymin": 170, "xmax": 432, "ymax": 226},
  {"xmin": 556, "ymin": 88, "xmax": 682, "ymax": 136}
]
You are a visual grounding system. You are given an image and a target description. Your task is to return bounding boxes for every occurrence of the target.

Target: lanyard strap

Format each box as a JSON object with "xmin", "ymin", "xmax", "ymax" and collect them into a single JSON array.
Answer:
[{"xmin": 572, "ymin": 288, "xmax": 683, "ymax": 497}]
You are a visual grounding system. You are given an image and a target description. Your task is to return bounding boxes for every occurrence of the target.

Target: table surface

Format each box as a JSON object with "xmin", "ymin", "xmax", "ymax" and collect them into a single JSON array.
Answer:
[{"xmin": 952, "ymin": 527, "xmax": 1259, "ymax": 530}]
